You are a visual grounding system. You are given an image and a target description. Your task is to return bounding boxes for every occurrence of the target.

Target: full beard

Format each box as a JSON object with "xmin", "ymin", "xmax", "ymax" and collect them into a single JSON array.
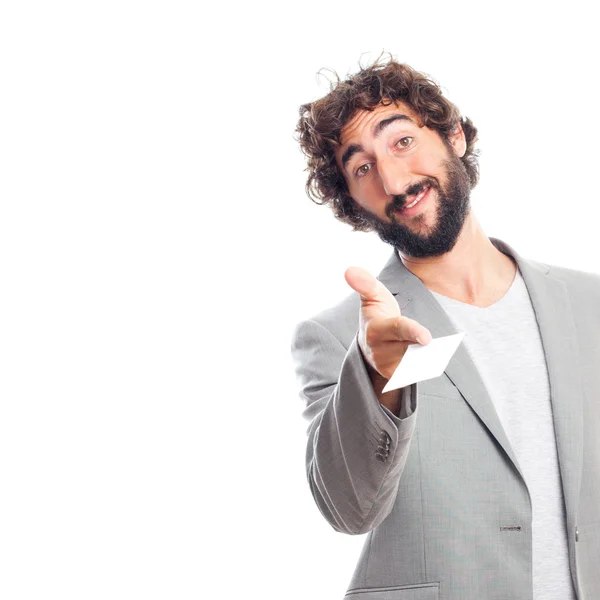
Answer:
[{"xmin": 354, "ymin": 153, "xmax": 472, "ymax": 259}]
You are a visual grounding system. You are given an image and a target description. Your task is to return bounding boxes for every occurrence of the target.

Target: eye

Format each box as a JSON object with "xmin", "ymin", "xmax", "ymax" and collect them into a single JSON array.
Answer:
[
  {"xmin": 355, "ymin": 163, "xmax": 372, "ymax": 178},
  {"xmin": 396, "ymin": 136, "xmax": 413, "ymax": 149}
]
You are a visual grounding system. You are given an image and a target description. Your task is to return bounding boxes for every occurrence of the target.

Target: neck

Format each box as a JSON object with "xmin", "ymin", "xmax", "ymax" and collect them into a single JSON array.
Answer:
[{"xmin": 398, "ymin": 212, "xmax": 517, "ymax": 307}]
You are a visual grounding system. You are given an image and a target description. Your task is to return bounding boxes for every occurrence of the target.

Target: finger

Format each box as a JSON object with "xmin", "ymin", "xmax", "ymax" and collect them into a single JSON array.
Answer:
[
  {"xmin": 401, "ymin": 317, "xmax": 432, "ymax": 344},
  {"xmin": 344, "ymin": 266, "xmax": 391, "ymax": 303},
  {"xmin": 367, "ymin": 316, "xmax": 432, "ymax": 344}
]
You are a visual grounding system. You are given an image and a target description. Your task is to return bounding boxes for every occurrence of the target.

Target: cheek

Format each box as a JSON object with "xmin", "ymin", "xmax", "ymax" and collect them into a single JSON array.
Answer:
[
  {"xmin": 408, "ymin": 153, "xmax": 439, "ymax": 175},
  {"xmin": 353, "ymin": 182, "xmax": 390, "ymax": 210}
]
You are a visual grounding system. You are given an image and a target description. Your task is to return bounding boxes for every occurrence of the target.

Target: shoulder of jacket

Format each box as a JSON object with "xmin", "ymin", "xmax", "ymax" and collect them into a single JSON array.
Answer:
[
  {"xmin": 547, "ymin": 262, "xmax": 600, "ymax": 290},
  {"xmin": 301, "ymin": 292, "xmax": 361, "ymax": 350}
]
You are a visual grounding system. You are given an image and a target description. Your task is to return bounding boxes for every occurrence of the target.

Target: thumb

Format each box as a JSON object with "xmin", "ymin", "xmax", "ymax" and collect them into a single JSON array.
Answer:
[{"xmin": 344, "ymin": 266, "xmax": 382, "ymax": 302}]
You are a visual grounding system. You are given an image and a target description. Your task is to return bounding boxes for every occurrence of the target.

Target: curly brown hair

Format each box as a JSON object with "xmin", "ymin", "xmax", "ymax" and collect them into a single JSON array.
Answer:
[{"xmin": 295, "ymin": 55, "xmax": 480, "ymax": 231}]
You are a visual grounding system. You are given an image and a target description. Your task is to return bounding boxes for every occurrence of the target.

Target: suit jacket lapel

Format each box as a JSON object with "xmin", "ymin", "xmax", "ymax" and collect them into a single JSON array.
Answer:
[
  {"xmin": 376, "ymin": 237, "xmax": 583, "ymax": 524},
  {"xmin": 501, "ymin": 239, "xmax": 584, "ymax": 535}
]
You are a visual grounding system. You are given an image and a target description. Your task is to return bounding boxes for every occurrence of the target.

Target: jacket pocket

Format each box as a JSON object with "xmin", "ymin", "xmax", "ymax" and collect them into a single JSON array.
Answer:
[{"xmin": 345, "ymin": 582, "xmax": 439, "ymax": 599}]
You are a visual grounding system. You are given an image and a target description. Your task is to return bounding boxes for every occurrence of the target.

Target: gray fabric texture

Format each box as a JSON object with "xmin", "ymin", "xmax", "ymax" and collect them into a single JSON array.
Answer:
[
  {"xmin": 290, "ymin": 237, "xmax": 600, "ymax": 599},
  {"xmin": 431, "ymin": 268, "xmax": 575, "ymax": 599}
]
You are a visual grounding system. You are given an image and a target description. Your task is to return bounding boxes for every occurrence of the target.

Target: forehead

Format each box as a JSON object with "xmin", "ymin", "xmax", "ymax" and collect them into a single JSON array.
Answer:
[{"xmin": 338, "ymin": 100, "xmax": 422, "ymax": 148}]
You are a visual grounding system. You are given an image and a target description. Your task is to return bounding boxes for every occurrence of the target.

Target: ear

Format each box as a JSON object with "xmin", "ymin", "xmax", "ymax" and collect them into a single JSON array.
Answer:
[{"xmin": 449, "ymin": 122, "xmax": 467, "ymax": 158}]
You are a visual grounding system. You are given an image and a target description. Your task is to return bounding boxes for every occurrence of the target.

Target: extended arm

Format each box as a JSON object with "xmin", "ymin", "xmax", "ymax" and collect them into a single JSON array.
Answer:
[{"xmin": 291, "ymin": 318, "xmax": 419, "ymax": 535}]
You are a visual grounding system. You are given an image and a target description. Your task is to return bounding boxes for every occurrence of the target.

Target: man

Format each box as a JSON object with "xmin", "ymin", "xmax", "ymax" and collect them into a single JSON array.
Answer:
[{"xmin": 291, "ymin": 57, "xmax": 600, "ymax": 599}]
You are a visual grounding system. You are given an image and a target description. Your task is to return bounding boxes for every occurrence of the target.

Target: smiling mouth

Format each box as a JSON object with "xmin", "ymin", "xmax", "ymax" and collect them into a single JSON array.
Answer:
[{"xmin": 402, "ymin": 185, "xmax": 431, "ymax": 211}]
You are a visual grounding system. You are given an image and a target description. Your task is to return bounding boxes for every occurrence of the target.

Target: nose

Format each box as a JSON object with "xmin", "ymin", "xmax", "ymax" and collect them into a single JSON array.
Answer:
[{"xmin": 377, "ymin": 156, "xmax": 413, "ymax": 197}]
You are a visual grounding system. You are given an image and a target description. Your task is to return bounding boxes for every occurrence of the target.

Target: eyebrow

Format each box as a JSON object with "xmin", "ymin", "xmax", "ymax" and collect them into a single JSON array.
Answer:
[
  {"xmin": 373, "ymin": 113, "xmax": 415, "ymax": 138},
  {"xmin": 340, "ymin": 113, "xmax": 416, "ymax": 172},
  {"xmin": 341, "ymin": 144, "xmax": 362, "ymax": 172}
]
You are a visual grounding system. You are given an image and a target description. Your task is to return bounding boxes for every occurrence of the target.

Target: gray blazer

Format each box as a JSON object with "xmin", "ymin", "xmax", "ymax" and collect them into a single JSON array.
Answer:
[{"xmin": 291, "ymin": 237, "xmax": 600, "ymax": 599}]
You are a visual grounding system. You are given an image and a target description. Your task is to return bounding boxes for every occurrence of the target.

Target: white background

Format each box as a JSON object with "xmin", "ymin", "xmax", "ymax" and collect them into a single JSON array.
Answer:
[{"xmin": 1, "ymin": 1, "xmax": 598, "ymax": 598}]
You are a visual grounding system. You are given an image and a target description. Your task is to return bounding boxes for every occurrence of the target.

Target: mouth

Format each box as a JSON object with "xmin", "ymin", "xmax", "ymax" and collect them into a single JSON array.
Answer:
[{"xmin": 398, "ymin": 185, "xmax": 432, "ymax": 216}]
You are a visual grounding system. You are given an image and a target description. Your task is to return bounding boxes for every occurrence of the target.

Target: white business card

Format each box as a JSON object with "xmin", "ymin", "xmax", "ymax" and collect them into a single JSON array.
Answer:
[{"xmin": 381, "ymin": 332, "xmax": 466, "ymax": 393}]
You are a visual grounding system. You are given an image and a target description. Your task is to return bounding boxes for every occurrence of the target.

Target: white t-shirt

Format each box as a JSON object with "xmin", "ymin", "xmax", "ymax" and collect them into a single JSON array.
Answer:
[{"xmin": 430, "ymin": 266, "xmax": 575, "ymax": 600}]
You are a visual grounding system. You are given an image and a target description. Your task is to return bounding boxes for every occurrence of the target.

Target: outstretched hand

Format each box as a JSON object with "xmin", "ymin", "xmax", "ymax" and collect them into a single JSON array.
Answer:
[{"xmin": 345, "ymin": 266, "xmax": 432, "ymax": 381}]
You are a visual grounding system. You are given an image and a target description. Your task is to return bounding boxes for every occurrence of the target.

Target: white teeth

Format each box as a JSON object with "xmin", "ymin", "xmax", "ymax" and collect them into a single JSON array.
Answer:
[{"xmin": 404, "ymin": 187, "xmax": 429, "ymax": 210}]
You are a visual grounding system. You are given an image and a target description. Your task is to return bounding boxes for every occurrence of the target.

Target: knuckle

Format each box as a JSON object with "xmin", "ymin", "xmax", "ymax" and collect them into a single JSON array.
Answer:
[
  {"xmin": 364, "ymin": 324, "xmax": 379, "ymax": 346},
  {"xmin": 395, "ymin": 318, "xmax": 408, "ymax": 341}
]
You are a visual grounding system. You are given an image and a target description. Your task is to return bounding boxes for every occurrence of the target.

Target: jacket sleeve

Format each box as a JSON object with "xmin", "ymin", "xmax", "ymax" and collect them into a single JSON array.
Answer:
[{"xmin": 291, "ymin": 318, "xmax": 419, "ymax": 535}]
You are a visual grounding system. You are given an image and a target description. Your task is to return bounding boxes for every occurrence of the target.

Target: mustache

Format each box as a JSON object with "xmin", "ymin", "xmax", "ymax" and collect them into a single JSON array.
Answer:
[{"xmin": 385, "ymin": 180, "xmax": 436, "ymax": 218}]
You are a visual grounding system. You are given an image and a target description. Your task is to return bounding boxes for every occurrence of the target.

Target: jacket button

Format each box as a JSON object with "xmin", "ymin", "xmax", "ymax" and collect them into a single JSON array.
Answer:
[{"xmin": 375, "ymin": 448, "xmax": 387, "ymax": 462}]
